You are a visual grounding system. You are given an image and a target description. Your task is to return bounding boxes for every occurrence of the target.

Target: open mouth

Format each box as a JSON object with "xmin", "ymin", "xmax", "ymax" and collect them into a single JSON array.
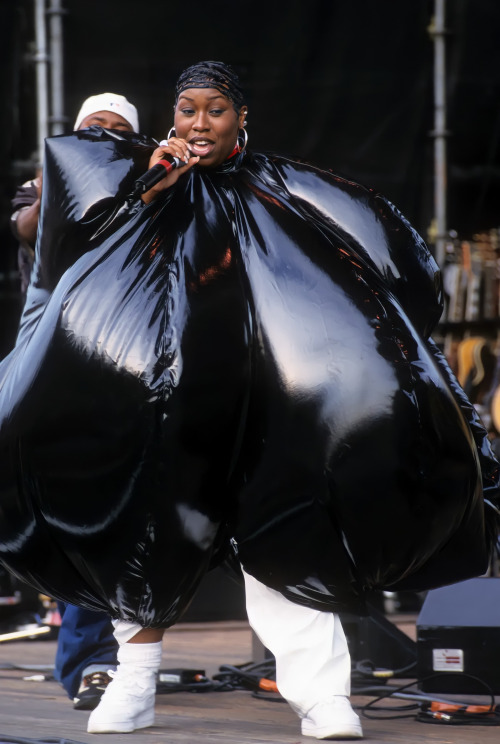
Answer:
[{"xmin": 188, "ymin": 138, "xmax": 215, "ymax": 157}]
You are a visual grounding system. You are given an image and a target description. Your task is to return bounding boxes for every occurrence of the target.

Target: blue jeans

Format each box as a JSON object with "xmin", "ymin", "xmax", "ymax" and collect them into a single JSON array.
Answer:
[{"xmin": 54, "ymin": 602, "xmax": 118, "ymax": 698}]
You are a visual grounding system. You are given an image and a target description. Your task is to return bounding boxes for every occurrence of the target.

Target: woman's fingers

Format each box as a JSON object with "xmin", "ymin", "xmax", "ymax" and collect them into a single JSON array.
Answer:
[
  {"xmin": 158, "ymin": 138, "xmax": 190, "ymax": 164},
  {"xmin": 141, "ymin": 149, "xmax": 199, "ymax": 204}
]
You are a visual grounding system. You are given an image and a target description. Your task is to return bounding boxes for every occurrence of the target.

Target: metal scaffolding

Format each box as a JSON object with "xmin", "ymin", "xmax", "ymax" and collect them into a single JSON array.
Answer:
[
  {"xmin": 33, "ymin": 0, "xmax": 66, "ymax": 163},
  {"xmin": 429, "ymin": 0, "xmax": 449, "ymax": 268}
]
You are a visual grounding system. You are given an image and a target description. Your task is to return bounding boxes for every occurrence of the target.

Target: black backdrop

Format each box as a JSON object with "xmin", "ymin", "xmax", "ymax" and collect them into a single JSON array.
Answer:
[{"xmin": 1, "ymin": 0, "xmax": 500, "ymax": 354}]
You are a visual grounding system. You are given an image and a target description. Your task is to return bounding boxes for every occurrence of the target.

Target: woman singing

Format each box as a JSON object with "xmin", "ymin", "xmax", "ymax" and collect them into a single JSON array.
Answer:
[{"xmin": 0, "ymin": 61, "xmax": 498, "ymax": 740}]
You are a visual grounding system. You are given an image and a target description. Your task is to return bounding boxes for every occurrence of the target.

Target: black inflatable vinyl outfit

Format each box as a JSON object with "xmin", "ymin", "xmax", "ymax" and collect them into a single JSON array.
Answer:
[{"xmin": 0, "ymin": 127, "xmax": 498, "ymax": 627}]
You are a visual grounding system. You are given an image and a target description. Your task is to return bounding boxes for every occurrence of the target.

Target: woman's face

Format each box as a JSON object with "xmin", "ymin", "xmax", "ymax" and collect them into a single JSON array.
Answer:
[{"xmin": 174, "ymin": 87, "xmax": 245, "ymax": 168}]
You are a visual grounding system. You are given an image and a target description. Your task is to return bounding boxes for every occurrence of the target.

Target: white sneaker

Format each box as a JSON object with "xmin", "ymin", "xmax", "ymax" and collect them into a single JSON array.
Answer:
[
  {"xmin": 86, "ymin": 665, "xmax": 156, "ymax": 734},
  {"xmin": 301, "ymin": 696, "xmax": 363, "ymax": 739}
]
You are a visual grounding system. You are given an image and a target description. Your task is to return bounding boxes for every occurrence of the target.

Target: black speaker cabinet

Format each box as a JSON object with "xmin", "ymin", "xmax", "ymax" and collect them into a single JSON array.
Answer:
[{"xmin": 417, "ymin": 577, "xmax": 500, "ymax": 694}]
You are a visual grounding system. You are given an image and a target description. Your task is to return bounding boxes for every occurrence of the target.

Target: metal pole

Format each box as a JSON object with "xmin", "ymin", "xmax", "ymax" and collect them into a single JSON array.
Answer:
[
  {"xmin": 47, "ymin": 0, "xmax": 66, "ymax": 135},
  {"xmin": 34, "ymin": 0, "xmax": 49, "ymax": 164},
  {"xmin": 430, "ymin": 0, "xmax": 448, "ymax": 268}
]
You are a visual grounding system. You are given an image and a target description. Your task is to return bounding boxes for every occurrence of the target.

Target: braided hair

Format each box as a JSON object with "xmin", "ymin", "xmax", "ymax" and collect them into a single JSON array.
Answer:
[{"xmin": 174, "ymin": 61, "xmax": 245, "ymax": 112}]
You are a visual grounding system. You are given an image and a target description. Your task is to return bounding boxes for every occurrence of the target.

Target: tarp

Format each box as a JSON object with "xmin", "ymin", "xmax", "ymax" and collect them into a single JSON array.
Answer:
[{"xmin": 0, "ymin": 128, "xmax": 497, "ymax": 627}]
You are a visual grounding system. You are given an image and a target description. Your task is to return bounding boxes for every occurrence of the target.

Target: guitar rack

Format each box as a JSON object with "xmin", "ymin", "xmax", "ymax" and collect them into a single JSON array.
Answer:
[{"xmin": 437, "ymin": 228, "xmax": 500, "ymax": 436}]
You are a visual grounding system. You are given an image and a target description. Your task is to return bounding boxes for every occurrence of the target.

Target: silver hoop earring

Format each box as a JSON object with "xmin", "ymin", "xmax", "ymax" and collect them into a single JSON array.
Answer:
[
  {"xmin": 238, "ymin": 127, "xmax": 248, "ymax": 153},
  {"xmin": 167, "ymin": 126, "xmax": 176, "ymax": 139}
]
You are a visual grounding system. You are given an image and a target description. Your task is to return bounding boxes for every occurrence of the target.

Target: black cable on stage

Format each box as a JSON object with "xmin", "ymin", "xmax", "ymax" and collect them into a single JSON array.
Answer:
[
  {"xmin": 0, "ymin": 737, "xmax": 87, "ymax": 744},
  {"xmin": 0, "ymin": 663, "xmax": 54, "ymax": 672},
  {"xmin": 360, "ymin": 672, "xmax": 499, "ymax": 725},
  {"xmin": 351, "ymin": 657, "xmax": 417, "ymax": 683},
  {"xmin": 216, "ymin": 656, "xmax": 500, "ymax": 727},
  {"xmin": 213, "ymin": 661, "xmax": 278, "ymax": 694}
]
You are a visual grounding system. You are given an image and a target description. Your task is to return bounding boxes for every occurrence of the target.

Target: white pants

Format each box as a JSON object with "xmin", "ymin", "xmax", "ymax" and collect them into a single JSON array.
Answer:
[
  {"xmin": 113, "ymin": 569, "xmax": 351, "ymax": 718},
  {"xmin": 243, "ymin": 570, "xmax": 351, "ymax": 717}
]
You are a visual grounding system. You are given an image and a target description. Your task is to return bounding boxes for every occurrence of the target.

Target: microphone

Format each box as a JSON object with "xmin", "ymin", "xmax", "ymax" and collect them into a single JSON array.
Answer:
[{"xmin": 133, "ymin": 151, "xmax": 184, "ymax": 195}]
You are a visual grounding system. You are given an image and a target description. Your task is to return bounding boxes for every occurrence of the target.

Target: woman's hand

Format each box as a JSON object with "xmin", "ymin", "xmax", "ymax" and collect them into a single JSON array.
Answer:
[
  {"xmin": 15, "ymin": 172, "xmax": 43, "ymax": 247},
  {"xmin": 141, "ymin": 138, "xmax": 199, "ymax": 204}
]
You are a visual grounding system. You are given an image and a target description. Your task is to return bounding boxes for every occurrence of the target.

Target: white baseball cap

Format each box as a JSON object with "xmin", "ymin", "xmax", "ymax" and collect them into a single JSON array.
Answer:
[{"xmin": 73, "ymin": 92, "xmax": 139, "ymax": 132}]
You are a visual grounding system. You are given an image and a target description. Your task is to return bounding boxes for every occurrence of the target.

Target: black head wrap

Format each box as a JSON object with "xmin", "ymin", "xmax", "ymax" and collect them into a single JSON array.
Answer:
[{"xmin": 174, "ymin": 61, "xmax": 245, "ymax": 112}]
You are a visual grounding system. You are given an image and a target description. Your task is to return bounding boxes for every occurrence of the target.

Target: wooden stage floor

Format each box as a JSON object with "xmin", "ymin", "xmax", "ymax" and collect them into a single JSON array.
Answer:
[{"xmin": 0, "ymin": 616, "xmax": 498, "ymax": 744}]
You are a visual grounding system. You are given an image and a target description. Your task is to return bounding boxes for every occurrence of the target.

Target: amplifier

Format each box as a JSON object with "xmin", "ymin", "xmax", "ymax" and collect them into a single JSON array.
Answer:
[{"xmin": 416, "ymin": 577, "xmax": 500, "ymax": 694}]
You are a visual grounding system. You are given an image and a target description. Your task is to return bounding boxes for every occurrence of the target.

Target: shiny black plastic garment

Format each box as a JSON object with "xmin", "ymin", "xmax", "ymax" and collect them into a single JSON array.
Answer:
[{"xmin": 0, "ymin": 129, "xmax": 498, "ymax": 626}]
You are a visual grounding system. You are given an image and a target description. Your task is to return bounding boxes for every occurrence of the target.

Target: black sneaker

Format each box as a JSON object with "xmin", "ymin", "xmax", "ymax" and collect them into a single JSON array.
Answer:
[{"xmin": 73, "ymin": 666, "xmax": 116, "ymax": 710}]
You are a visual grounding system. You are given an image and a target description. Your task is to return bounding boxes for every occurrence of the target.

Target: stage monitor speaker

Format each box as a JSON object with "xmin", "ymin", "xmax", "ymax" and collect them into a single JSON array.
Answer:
[{"xmin": 416, "ymin": 577, "xmax": 500, "ymax": 694}]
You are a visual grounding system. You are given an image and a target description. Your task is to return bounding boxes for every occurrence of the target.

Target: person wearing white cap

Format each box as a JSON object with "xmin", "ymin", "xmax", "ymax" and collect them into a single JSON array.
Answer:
[
  {"xmin": 73, "ymin": 92, "xmax": 139, "ymax": 133},
  {"xmin": 11, "ymin": 92, "xmax": 139, "ymax": 288},
  {"xmin": 9, "ymin": 92, "xmax": 139, "ymax": 711}
]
